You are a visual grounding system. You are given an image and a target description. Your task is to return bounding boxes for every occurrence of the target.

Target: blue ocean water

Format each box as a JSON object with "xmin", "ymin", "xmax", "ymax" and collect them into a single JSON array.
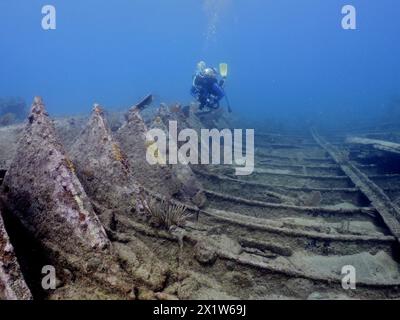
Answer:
[{"xmin": 0, "ymin": 0, "xmax": 399, "ymax": 127}]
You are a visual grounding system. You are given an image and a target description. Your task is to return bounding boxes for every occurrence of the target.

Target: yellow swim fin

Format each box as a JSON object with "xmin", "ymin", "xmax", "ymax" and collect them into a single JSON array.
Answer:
[{"xmin": 219, "ymin": 63, "xmax": 228, "ymax": 78}]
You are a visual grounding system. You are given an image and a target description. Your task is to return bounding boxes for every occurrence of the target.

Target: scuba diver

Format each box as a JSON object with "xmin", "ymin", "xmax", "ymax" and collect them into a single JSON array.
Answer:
[{"xmin": 191, "ymin": 61, "xmax": 231, "ymax": 112}]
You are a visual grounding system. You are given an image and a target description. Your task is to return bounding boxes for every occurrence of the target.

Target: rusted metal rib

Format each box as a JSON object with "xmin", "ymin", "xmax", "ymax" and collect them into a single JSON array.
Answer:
[
  {"xmin": 222, "ymin": 167, "xmax": 349, "ymax": 181},
  {"xmin": 193, "ymin": 167, "xmax": 359, "ymax": 193},
  {"xmin": 199, "ymin": 207, "xmax": 393, "ymax": 243},
  {"xmin": 257, "ymin": 161, "xmax": 340, "ymax": 170},
  {"xmin": 204, "ymin": 189, "xmax": 375, "ymax": 216},
  {"xmin": 257, "ymin": 152, "xmax": 333, "ymax": 163},
  {"xmin": 312, "ymin": 129, "xmax": 400, "ymax": 243}
]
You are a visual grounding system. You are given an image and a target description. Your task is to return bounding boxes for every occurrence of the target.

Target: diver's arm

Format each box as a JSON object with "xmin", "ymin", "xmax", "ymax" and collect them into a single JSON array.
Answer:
[
  {"xmin": 190, "ymin": 85, "xmax": 199, "ymax": 98},
  {"xmin": 192, "ymin": 74, "xmax": 197, "ymax": 87},
  {"xmin": 191, "ymin": 73, "xmax": 200, "ymax": 97}
]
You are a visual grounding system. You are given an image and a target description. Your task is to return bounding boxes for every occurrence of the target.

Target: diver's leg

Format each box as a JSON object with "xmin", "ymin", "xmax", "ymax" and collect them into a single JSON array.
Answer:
[
  {"xmin": 198, "ymin": 94, "xmax": 207, "ymax": 110},
  {"xmin": 211, "ymin": 83, "xmax": 225, "ymax": 107},
  {"xmin": 212, "ymin": 83, "xmax": 225, "ymax": 98}
]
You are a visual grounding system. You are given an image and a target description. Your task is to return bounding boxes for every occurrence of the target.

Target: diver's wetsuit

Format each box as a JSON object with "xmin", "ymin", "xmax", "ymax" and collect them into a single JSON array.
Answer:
[{"xmin": 191, "ymin": 73, "xmax": 225, "ymax": 110}]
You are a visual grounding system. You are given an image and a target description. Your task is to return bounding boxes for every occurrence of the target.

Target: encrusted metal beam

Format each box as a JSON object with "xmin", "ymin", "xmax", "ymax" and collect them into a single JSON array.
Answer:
[{"xmin": 347, "ymin": 137, "xmax": 400, "ymax": 155}]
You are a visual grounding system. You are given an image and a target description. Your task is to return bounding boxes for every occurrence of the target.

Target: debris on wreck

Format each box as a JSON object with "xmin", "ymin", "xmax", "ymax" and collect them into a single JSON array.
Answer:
[
  {"xmin": 313, "ymin": 129, "xmax": 400, "ymax": 242},
  {"xmin": 64, "ymin": 103, "xmax": 174, "ymax": 294},
  {"xmin": 0, "ymin": 210, "xmax": 32, "ymax": 300},
  {"xmin": 2, "ymin": 97, "xmax": 400, "ymax": 300},
  {"xmin": 155, "ymin": 103, "xmax": 204, "ymax": 134},
  {"xmin": 0, "ymin": 97, "xmax": 135, "ymax": 297},
  {"xmin": 149, "ymin": 110, "xmax": 207, "ymax": 207},
  {"xmin": 69, "ymin": 104, "xmax": 140, "ymax": 218},
  {"xmin": 2, "ymin": 97, "xmax": 110, "ymax": 250},
  {"xmin": 116, "ymin": 104, "xmax": 183, "ymax": 198}
]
